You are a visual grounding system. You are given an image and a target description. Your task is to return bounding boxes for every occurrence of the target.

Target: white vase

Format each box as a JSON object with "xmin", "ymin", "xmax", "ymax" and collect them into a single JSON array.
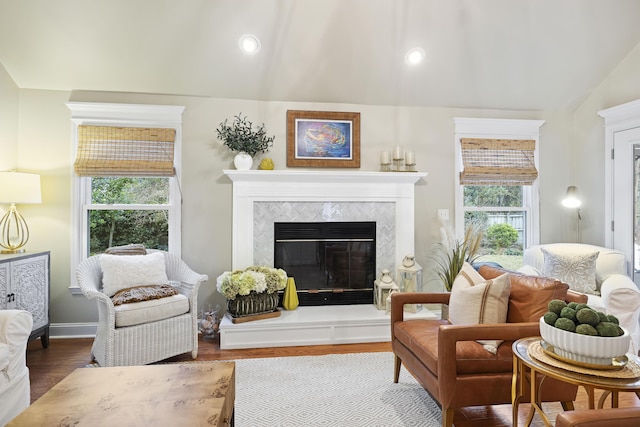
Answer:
[{"xmin": 233, "ymin": 152, "xmax": 253, "ymax": 170}]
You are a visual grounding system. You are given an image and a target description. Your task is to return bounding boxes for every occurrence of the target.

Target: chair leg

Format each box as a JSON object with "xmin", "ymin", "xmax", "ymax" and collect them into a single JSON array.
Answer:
[
  {"xmin": 561, "ymin": 401, "xmax": 575, "ymax": 411},
  {"xmin": 442, "ymin": 408, "xmax": 455, "ymax": 427},
  {"xmin": 393, "ymin": 354, "xmax": 402, "ymax": 383},
  {"xmin": 191, "ymin": 349, "xmax": 198, "ymax": 359}
]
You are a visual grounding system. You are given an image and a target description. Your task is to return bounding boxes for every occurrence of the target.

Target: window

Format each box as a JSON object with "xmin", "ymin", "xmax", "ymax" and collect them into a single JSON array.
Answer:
[
  {"xmin": 67, "ymin": 103, "xmax": 184, "ymax": 292},
  {"xmin": 454, "ymin": 118, "xmax": 544, "ymax": 269}
]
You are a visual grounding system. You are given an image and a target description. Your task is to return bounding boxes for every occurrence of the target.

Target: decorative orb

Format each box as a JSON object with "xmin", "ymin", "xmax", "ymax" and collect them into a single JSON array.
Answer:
[{"xmin": 259, "ymin": 158, "xmax": 274, "ymax": 170}]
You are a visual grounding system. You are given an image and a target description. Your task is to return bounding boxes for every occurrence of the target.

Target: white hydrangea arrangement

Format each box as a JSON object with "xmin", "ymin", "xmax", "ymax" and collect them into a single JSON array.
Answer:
[{"xmin": 216, "ymin": 266, "xmax": 288, "ymax": 300}]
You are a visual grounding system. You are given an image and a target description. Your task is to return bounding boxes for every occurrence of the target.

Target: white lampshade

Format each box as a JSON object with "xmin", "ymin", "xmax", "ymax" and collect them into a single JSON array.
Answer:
[
  {"xmin": 0, "ymin": 172, "xmax": 42, "ymax": 204},
  {"xmin": 562, "ymin": 185, "xmax": 581, "ymax": 208}
]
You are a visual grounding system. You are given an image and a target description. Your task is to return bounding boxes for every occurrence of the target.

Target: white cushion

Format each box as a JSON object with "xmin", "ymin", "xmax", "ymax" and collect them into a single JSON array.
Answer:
[
  {"xmin": 114, "ymin": 294, "xmax": 189, "ymax": 327},
  {"xmin": 541, "ymin": 247, "xmax": 599, "ymax": 295},
  {"xmin": 449, "ymin": 262, "xmax": 511, "ymax": 353},
  {"xmin": 100, "ymin": 252, "xmax": 169, "ymax": 297}
]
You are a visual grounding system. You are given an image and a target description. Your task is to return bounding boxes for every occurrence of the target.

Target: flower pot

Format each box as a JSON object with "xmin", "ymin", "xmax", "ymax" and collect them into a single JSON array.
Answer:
[
  {"xmin": 227, "ymin": 291, "xmax": 279, "ymax": 317},
  {"xmin": 233, "ymin": 152, "xmax": 253, "ymax": 170}
]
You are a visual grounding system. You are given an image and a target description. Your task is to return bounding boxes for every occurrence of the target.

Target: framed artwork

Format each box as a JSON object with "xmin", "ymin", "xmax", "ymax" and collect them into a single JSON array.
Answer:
[{"xmin": 286, "ymin": 110, "xmax": 360, "ymax": 168}]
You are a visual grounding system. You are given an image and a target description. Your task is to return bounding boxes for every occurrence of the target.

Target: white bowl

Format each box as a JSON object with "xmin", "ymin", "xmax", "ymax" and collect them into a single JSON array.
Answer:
[{"xmin": 539, "ymin": 317, "xmax": 630, "ymax": 365}]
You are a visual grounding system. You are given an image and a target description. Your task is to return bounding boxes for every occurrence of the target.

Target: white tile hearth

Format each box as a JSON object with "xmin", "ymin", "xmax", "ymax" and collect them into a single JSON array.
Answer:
[{"xmin": 219, "ymin": 305, "xmax": 438, "ymax": 350}]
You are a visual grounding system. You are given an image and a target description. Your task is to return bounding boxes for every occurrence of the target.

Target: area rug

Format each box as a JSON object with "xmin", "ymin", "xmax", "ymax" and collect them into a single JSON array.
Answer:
[{"xmin": 234, "ymin": 351, "xmax": 441, "ymax": 426}]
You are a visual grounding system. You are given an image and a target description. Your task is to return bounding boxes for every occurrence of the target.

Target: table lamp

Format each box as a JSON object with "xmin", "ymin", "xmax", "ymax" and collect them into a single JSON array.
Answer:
[{"xmin": 0, "ymin": 171, "xmax": 42, "ymax": 253}]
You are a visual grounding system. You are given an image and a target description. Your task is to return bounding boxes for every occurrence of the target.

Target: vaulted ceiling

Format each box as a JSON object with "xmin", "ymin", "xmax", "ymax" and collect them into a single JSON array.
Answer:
[{"xmin": 1, "ymin": 0, "xmax": 640, "ymax": 111}]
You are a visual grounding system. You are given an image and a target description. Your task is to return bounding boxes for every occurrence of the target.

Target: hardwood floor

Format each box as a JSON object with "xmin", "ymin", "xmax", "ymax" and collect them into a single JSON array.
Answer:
[{"xmin": 26, "ymin": 336, "xmax": 640, "ymax": 426}]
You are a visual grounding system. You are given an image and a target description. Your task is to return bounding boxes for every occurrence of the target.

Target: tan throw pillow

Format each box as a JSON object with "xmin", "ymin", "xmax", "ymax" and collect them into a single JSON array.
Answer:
[
  {"xmin": 111, "ymin": 284, "xmax": 178, "ymax": 306},
  {"xmin": 541, "ymin": 248, "xmax": 599, "ymax": 295},
  {"xmin": 100, "ymin": 251, "xmax": 169, "ymax": 297},
  {"xmin": 449, "ymin": 262, "xmax": 511, "ymax": 354}
]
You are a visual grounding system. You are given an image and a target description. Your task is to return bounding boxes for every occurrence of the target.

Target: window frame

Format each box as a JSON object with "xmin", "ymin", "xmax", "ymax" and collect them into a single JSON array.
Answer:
[
  {"xmin": 454, "ymin": 118, "xmax": 544, "ymax": 248},
  {"xmin": 67, "ymin": 102, "xmax": 184, "ymax": 293}
]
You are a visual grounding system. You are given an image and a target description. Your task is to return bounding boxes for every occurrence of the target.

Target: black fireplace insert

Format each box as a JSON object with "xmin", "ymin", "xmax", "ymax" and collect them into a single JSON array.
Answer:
[{"xmin": 274, "ymin": 221, "xmax": 376, "ymax": 306}]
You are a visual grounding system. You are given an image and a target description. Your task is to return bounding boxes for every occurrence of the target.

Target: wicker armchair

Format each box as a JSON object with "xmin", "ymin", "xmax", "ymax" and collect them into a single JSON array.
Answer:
[{"xmin": 76, "ymin": 250, "xmax": 208, "ymax": 367}]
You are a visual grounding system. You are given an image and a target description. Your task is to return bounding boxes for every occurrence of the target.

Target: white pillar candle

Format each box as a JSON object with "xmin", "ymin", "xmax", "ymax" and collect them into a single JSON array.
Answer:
[
  {"xmin": 380, "ymin": 151, "xmax": 390, "ymax": 164},
  {"xmin": 405, "ymin": 151, "xmax": 415, "ymax": 165},
  {"xmin": 393, "ymin": 145, "xmax": 403, "ymax": 160}
]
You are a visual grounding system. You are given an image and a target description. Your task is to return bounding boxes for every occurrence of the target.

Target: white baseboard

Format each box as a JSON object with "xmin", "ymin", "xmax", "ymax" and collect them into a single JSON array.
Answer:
[{"xmin": 50, "ymin": 322, "xmax": 97, "ymax": 338}]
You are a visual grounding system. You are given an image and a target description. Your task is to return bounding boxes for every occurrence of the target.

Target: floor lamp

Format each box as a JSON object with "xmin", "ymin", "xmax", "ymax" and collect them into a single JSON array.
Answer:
[
  {"xmin": 0, "ymin": 171, "xmax": 42, "ymax": 253},
  {"xmin": 562, "ymin": 185, "xmax": 582, "ymax": 242}
]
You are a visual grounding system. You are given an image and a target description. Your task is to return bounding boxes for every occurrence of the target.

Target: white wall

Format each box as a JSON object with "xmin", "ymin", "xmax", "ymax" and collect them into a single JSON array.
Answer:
[
  {"xmin": 7, "ymin": 89, "xmax": 574, "ymax": 326},
  {"xmin": 573, "ymin": 42, "xmax": 640, "ymax": 244},
  {"xmin": 0, "ymin": 63, "xmax": 18, "ymax": 170}
]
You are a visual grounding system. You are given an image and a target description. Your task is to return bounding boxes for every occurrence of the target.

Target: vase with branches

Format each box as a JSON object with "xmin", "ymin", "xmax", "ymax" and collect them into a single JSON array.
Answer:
[{"xmin": 216, "ymin": 114, "xmax": 275, "ymax": 170}]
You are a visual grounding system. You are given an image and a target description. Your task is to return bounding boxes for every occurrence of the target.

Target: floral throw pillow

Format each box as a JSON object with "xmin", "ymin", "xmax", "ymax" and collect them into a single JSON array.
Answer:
[
  {"xmin": 541, "ymin": 248, "xmax": 599, "ymax": 295},
  {"xmin": 449, "ymin": 262, "xmax": 511, "ymax": 354}
]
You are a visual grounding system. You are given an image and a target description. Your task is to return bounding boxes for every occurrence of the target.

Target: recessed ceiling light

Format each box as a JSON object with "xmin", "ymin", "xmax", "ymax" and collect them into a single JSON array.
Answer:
[
  {"xmin": 405, "ymin": 47, "xmax": 425, "ymax": 65},
  {"xmin": 239, "ymin": 34, "xmax": 261, "ymax": 54}
]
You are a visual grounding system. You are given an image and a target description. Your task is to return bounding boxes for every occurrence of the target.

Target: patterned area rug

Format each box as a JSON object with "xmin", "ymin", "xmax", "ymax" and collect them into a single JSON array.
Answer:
[{"xmin": 234, "ymin": 352, "xmax": 441, "ymax": 426}]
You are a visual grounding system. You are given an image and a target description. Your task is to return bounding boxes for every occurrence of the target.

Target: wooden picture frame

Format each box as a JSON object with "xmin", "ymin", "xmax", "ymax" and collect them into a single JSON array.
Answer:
[{"xmin": 286, "ymin": 110, "xmax": 360, "ymax": 168}]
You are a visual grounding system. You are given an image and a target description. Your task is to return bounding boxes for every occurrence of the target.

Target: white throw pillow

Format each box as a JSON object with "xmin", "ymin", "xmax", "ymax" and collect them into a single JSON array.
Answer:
[
  {"xmin": 100, "ymin": 252, "xmax": 169, "ymax": 297},
  {"xmin": 449, "ymin": 262, "xmax": 511, "ymax": 354},
  {"xmin": 541, "ymin": 248, "xmax": 599, "ymax": 295}
]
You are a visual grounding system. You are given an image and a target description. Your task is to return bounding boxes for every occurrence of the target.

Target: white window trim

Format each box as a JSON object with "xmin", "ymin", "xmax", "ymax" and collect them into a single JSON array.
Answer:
[
  {"xmin": 453, "ymin": 117, "xmax": 545, "ymax": 246},
  {"xmin": 66, "ymin": 102, "xmax": 185, "ymax": 294}
]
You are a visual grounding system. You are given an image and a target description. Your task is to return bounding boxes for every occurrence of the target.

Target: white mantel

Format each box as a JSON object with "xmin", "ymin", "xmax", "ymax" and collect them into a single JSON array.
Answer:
[
  {"xmin": 224, "ymin": 169, "xmax": 427, "ymax": 270},
  {"xmin": 220, "ymin": 169, "xmax": 430, "ymax": 349}
]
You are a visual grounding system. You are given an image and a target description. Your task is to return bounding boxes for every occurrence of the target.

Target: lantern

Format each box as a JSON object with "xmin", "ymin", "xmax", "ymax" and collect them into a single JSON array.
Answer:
[
  {"xmin": 374, "ymin": 269, "xmax": 397, "ymax": 310},
  {"xmin": 385, "ymin": 284, "xmax": 400, "ymax": 315},
  {"xmin": 397, "ymin": 255, "xmax": 423, "ymax": 313}
]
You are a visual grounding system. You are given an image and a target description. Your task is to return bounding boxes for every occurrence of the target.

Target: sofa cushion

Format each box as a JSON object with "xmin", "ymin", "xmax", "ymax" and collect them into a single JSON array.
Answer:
[
  {"xmin": 449, "ymin": 262, "xmax": 510, "ymax": 353},
  {"xmin": 478, "ymin": 265, "xmax": 569, "ymax": 323},
  {"xmin": 541, "ymin": 247, "xmax": 599, "ymax": 295},
  {"xmin": 100, "ymin": 251, "xmax": 169, "ymax": 297},
  {"xmin": 114, "ymin": 294, "xmax": 189, "ymax": 327},
  {"xmin": 105, "ymin": 243, "xmax": 147, "ymax": 255},
  {"xmin": 393, "ymin": 319, "xmax": 514, "ymax": 376}
]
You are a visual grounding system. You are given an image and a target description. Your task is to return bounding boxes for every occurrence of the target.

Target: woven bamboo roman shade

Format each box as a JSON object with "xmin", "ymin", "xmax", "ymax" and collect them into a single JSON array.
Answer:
[
  {"xmin": 459, "ymin": 138, "xmax": 538, "ymax": 185},
  {"xmin": 74, "ymin": 125, "xmax": 176, "ymax": 177}
]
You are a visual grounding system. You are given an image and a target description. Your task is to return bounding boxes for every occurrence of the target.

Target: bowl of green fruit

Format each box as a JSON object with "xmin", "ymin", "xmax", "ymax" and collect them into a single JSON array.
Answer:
[{"xmin": 539, "ymin": 299, "xmax": 630, "ymax": 366}]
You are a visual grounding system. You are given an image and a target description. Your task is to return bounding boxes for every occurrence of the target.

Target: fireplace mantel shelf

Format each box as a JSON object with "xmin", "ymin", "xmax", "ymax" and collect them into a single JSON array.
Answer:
[{"xmin": 223, "ymin": 169, "xmax": 427, "ymax": 184}]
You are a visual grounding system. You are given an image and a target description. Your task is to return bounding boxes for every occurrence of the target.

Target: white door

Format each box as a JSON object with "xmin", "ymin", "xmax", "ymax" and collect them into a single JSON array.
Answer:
[{"xmin": 612, "ymin": 126, "xmax": 640, "ymax": 283}]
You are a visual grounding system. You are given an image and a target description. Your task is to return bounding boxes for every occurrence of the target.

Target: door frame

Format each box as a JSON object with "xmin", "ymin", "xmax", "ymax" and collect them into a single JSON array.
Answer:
[{"xmin": 599, "ymin": 99, "xmax": 640, "ymax": 274}]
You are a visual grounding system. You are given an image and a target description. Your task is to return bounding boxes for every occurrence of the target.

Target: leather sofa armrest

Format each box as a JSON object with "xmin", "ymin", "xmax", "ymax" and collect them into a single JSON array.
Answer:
[
  {"xmin": 556, "ymin": 407, "xmax": 640, "ymax": 427},
  {"xmin": 390, "ymin": 292, "xmax": 450, "ymax": 325},
  {"xmin": 437, "ymin": 322, "xmax": 539, "ymax": 404}
]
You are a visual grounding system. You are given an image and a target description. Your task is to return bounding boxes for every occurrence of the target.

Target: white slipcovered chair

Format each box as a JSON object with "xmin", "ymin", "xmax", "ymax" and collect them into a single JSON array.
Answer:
[
  {"xmin": 0, "ymin": 310, "xmax": 32, "ymax": 425},
  {"xmin": 76, "ymin": 249, "xmax": 208, "ymax": 367},
  {"xmin": 523, "ymin": 243, "xmax": 640, "ymax": 355}
]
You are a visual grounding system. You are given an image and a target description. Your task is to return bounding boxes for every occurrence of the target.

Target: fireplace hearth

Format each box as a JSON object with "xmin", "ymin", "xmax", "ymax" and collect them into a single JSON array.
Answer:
[{"xmin": 274, "ymin": 221, "xmax": 376, "ymax": 306}]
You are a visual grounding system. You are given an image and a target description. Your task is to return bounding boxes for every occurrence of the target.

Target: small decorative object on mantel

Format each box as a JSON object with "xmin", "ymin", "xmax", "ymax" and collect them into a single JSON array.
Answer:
[
  {"xmin": 258, "ymin": 157, "xmax": 275, "ymax": 170},
  {"xmin": 374, "ymin": 269, "xmax": 397, "ymax": 310},
  {"xmin": 380, "ymin": 146, "xmax": 417, "ymax": 172},
  {"xmin": 216, "ymin": 113, "xmax": 275, "ymax": 170},
  {"xmin": 398, "ymin": 255, "xmax": 423, "ymax": 313},
  {"xmin": 217, "ymin": 266, "xmax": 287, "ymax": 322}
]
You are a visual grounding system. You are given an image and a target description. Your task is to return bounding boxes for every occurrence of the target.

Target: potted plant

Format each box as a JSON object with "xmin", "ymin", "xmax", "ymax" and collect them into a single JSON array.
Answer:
[
  {"xmin": 431, "ymin": 224, "xmax": 483, "ymax": 292},
  {"xmin": 216, "ymin": 113, "xmax": 275, "ymax": 170},
  {"xmin": 216, "ymin": 266, "xmax": 288, "ymax": 317}
]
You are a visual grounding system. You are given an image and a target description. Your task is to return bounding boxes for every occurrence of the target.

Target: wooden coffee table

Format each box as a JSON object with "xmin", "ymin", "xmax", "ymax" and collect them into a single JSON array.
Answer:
[{"xmin": 8, "ymin": 362, "xmax": 235, "ymax": 426}]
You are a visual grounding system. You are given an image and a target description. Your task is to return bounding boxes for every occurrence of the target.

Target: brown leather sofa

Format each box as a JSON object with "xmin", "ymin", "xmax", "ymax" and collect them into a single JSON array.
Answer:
[
  {"xmin": 556, "ymin": 408, "xmax": 640, "ymax": 427},
  {"xmin": 391, "ymin": 265, "xmax": 587, "ymax": 427}
]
